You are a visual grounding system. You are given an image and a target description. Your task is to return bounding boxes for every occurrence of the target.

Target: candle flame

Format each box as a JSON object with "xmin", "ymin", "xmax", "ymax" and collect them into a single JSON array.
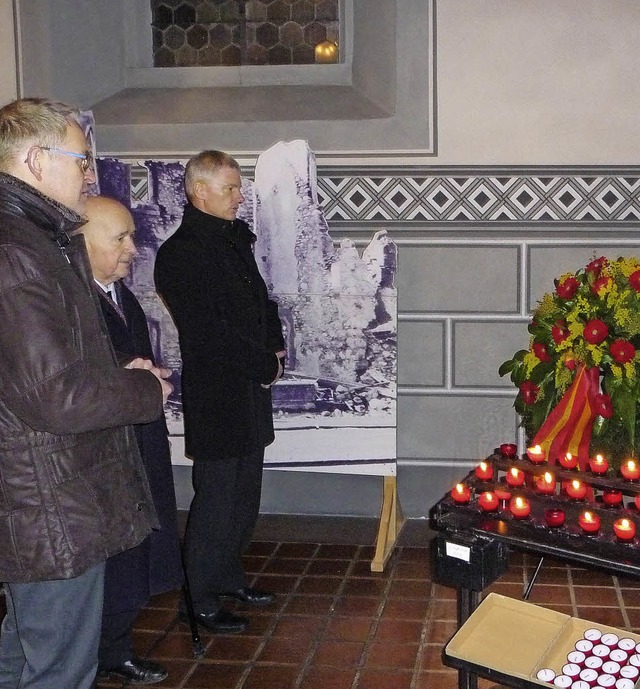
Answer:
[
  {"xmin": 572, "ymin": 480, "xmax": 580, "ymax": 489},
  {"xmin": 455, "ymin": 483, "xmax": 464, "ymax": 493},
  {"xmin": 544, "ymin": 472, "xmax": 553, "ymax": 483},
  {"xmin": 510, "ymin": 467, "xmax": 519, "ymax": 477},
  {"xmin": 565, "ymin": 452, "xmax": 572, "ymax": 460},
  {"xmin": 595, "ymin": 454, "xmax": 604, "ymax": 463},
  {"xmin": 515, "ymin": 497, "xmax": 523, "ymax": 507},
  {"xmin": 583, "ymin": 511, "xmax": 593, "ymax": 521},
  {"xmin": 479, "ymin": 461, "xmax": 487, "ymax": 471},
  {"xmin": 621, "ymin": 518, "xmax": 630, "ymax": 528},
  {"xmin": 628, "ymin": 460, "xmax": 636, "ymax": 470}
]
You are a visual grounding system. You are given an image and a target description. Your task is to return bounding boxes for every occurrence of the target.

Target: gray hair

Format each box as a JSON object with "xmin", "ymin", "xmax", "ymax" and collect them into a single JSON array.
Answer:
[
  {"xmin": 184, "ymin": 150, "xmax": 240, "ymax": 201},
  {"xmin": 0, "ymin": 97, "xmax": 81, "ymax": 171}
]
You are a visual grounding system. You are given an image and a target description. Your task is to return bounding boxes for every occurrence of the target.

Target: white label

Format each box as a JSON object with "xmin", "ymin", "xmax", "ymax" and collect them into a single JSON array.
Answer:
[{"xmin": 445, "ymin": 542, "xmax": 471, "ymax": 562}]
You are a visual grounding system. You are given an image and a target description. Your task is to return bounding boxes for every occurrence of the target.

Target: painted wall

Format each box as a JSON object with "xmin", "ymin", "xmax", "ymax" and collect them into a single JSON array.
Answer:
[{"xmin": 0, "ymin": 0, "xmax": 17, "ymax": 104}]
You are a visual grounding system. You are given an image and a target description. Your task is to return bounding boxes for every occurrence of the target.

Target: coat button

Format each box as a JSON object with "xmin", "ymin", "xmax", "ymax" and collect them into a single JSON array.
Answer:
[{"xmin": 136, "ymin": 502, "xmax": 144, "ymax": 511}]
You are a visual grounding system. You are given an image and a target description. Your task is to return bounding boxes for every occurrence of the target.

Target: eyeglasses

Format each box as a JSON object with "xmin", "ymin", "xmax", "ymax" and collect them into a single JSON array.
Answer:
[{"xmin": 40, "ymin": 146, "xmax": 94, "ymax": 173}]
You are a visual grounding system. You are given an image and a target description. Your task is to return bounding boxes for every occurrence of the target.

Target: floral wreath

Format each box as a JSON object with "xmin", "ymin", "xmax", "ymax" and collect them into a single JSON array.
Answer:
[{"xmin": 500, "ymin": 256, "xmax": 640, "ymax": 469}]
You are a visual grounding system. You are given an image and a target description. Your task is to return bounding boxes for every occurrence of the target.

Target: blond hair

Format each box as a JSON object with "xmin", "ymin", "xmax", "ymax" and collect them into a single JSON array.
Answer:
[
  {"xmin": 0, "ymin": 98, "xmax": 80, "ymax": 171},
  {"xmin": 184, "ymin": 150, "xmax": 240, "ymax": 201}
]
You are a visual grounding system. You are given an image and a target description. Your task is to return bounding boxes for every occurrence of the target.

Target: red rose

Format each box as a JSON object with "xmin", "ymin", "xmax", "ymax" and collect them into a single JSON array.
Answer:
[
  {"xmin": 519, "ymin": 381, "xmax": 539, "ymax": 405},
  {"xmin": 551, "ymin": 320, "xmax": 569, "ymax": 345},
  {"xmin": 591, "ymin": 276, "xmax": 612, "ymax": 295},
  {"xmin": 610, "ymin": 339, "xmax": 636, "ymax": 364},
  {"xmin": 586, "ymin": 256, "xmax": 607, "ymax": 275},
  {"xmin": 556, "ymin": 276, "xmax": 579, "ymax": 299},
  {"xmin": 583, "ymin": 319, "xmax": 609, "ymax": 345},
  {"xmin": 629, "ymin": 270, "xmax": 640, "ymax": 292},
  {"xmin": 594, "ymin": 393, "xmax": 613, "ymax": 418},
  {"xmin": 532, "ymin": 342, "xmax": 551, "ymax": 362}
]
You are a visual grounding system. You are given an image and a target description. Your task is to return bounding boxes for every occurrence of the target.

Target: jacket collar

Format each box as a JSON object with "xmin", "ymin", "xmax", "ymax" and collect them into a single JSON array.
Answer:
[
  {"xmin": 0, "ymin": 171, "xmax": 86, "ymax": 242},
  {"xmin": 182, "ymin": 203, "xmax": 256, "ymax": 245}
]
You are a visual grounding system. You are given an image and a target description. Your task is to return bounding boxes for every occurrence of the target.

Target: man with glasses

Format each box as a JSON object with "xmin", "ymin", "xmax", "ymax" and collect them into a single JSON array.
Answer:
[{"xmin": 0, "ymin": 97, "xmax": 172, "ymax": 689}]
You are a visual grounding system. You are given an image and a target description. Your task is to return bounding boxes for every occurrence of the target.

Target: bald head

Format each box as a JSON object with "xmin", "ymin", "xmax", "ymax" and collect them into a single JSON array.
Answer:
[{"xmin": 80, "ymin": 196, "xmax": 137, "ymax": 286}]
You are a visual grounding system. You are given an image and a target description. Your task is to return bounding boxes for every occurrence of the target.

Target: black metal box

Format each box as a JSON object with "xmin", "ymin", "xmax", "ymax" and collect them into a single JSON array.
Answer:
[{"xmin": 434, "ymin": 532, "xmax": 509, "ymax": 591}]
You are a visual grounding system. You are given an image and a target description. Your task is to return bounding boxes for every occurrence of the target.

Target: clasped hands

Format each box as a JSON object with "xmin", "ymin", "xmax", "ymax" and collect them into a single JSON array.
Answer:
[
  {"xmin": 261, "ymin": 349, "xmax": 286, "ymax": 389},
  {"xmin": 125, "ymin": 357, "xmax": 173, "ymax": 404}
]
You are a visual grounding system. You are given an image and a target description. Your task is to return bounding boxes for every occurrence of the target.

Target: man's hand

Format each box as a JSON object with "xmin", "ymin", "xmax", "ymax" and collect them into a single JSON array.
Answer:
[
  {"xmin": 125, "ymin": 357, "xmax": 173, "ymax": 404},
  {"xmin": 261, "ymin": 350, "xmax": 286, "ymax": 389}
]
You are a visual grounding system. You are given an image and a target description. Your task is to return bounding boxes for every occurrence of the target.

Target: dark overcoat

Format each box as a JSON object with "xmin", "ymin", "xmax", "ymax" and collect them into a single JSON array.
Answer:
[
  {"xmin": 154, "ymin": 205, "xmax": 284, "ymax": 461},
  {"xmin": 99, "ymin": 282, "xmax": 183, "ymax": 614}
]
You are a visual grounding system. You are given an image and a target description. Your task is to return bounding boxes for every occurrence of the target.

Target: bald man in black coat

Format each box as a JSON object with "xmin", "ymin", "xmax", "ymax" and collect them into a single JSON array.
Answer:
[{"xmin": 81, "ymin": 196, "xmax": 183, "ymax": 686}]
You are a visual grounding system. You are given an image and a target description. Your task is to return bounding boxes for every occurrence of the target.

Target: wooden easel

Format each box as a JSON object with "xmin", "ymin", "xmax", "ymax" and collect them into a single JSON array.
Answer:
[{"xmin": 370, "ymin": 475, "xmax": 405, "ymax": 571}]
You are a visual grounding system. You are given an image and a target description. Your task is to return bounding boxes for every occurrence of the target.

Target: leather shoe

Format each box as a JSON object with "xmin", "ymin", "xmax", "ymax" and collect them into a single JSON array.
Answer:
[
  {"xmin": 179, "ymin": 607, "xmax": 249, "ymax": 633},
  {"xmin": 221, "ymin": 586, "xmax": 276, "ymax": 607},
  {"xmin": 97, "ymin": 657, "xmax": 168, "ymax": 685}
]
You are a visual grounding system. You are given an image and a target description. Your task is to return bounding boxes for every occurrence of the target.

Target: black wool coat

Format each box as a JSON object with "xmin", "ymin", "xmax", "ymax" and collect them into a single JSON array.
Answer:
[
  {"xmin": 99, "ymin": 282, "xmax": 183, "ymax": 614},
  {"xmin": 154, "ymin": 204, "xmax": 284, "ymax": 461}
]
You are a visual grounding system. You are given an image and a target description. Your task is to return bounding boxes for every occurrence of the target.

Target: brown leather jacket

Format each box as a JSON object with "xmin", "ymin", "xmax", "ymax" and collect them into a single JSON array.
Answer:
[{"xmin": 0, "ymin": 172, "xmax": 162, "ymax": 582}]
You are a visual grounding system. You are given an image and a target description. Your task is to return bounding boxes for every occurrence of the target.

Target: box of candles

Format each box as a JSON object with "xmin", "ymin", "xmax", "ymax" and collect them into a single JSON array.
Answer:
[{"xmin": 445, "ymin": 593, "xmax": 640, "ymax": 688}]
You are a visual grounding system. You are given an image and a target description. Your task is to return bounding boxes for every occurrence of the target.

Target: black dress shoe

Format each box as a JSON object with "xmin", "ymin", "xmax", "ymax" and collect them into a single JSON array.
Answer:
[
  {"xmin": 97, "ymin": 657, "xmax": 168, "ymax": 685},
  {"xmin": 179, "ymin": 607, "xmax": 249, "ymax": 633},
  {"xmin": 221, "ymin": 586, "xmax": 276, "ymax": 607}
]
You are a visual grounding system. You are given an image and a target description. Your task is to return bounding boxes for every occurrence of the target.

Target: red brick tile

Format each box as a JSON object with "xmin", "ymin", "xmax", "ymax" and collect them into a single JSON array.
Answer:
[
  {"xmin": 366, "ymin": 642, "xmax": 419, "ymax": 669},
  {"xmin": 298, "ymin": 666, "xmax": 356, "ymax": 689},
  {"xmin": 356, "ymin": 668, "xmax": 413, "ymax": 689},
  {"xmin": 313, "ymin": 640, "xmax": 365, "ymax": 667},
  {"xmin": 181, "ymin": 662, "xmax": 245, "ymax": 689},
  {"xmin": 324, "ymin": 616, "xmax": 373, "ymax": 641},
  {"xmin": 242, "ymin": 663, "xmax": 300, "ymax": 689},
  {"xmin": 374, "ymin": 618, "xmax": 424, "ymax": 644}
]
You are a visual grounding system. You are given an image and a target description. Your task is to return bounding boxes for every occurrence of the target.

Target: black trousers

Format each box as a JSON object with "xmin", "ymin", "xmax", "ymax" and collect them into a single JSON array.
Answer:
[
  {"xmin": 98, "ymin": 608, "xmax": 138, "ymax": 668},
  {"xmin": 183, "ymin": 450, "xmax": 264, "ymax": 613}
]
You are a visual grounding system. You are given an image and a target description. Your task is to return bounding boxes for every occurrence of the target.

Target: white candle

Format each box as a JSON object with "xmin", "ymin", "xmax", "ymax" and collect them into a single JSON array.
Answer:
[
  {"xmin": 536, "ymin": 667, "xmax": 556, "ymax": 682},
  {"xmin": 593, "ymin": 644, "xmax": 610, "ymax": 658},
  {"xmin": 602, "ymin": 661, "xmax": 621, "ymax": 676},
  {"xmin": 609, "ymin": 649, "xmax": 628, "ymax": 664},
  {"xmin": 615, "ymin": 678, "xmax": 635, "ymax": 689},
  {"xmin": 554, "ymin": 675, "xmax": 572, "ymax": 687},
  {"xmin": 602, "ymin": 634, "xmax": 620, "ymax": 648},
  {"xmin": 576, "ymin": 639, "xmax": 594, "ymax": 654},
  {"xmin": 617, "ymin": 638, "xmax": 636, "ymax": 652},
  {"xmin": 567, "ymin": 651, "xmax": 586, "ymax": 666},
  {"xmin": 619, "ymin": 666, "xmax": 639, "ymax": 679},
  {"xmin": 597, "ymin": 674, "xmax": 616, "ymax": 688},
  {"xmin": 562, "ymin": 663, "xmax": 581, "ymax": 678},
  {"xmin": 585, "ymin": 656, "xmax": 603, "ymax": 670},
  {"xmin": 585, "ymin": 628, "xmax": 603, "ymax": 642}
]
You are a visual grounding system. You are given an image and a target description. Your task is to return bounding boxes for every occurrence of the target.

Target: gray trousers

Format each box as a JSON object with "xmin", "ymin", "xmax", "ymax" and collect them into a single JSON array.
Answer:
[{"xmin": 0, "ymin": 562, "xmax": 105, "ymax": 689}]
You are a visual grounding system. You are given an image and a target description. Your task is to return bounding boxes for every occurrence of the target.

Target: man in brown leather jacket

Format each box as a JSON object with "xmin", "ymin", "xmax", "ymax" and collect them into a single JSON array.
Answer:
[{"xmin": 0, "ymin": 98, "xmax": 172, "ymax": 689}]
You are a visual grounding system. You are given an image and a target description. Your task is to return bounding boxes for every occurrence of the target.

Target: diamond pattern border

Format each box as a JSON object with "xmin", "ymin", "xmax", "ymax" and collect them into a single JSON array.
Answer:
[
  {"xmin": 120, "ymin": 163, "xmax": 640, "ymax": 223},
  {"xmin": 316, "ymin": 173, "xmax": 640, "ymax": 222}
]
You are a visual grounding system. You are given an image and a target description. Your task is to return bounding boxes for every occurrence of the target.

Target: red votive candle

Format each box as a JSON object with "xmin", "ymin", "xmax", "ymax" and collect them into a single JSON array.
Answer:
[
  {"xmin": 475, "ymin": 461, "xmax": 494, "ymax": 481},
  {"xmin": 500, "ymin": 443, "xmax": 518, "ymax": 458},
  {"xmin": 602, "ymin": 660, "xmax": 621, "ymax": 676},
  {"xmin": 536, "ymin": 471, "xmax": 557, "ymax": 495},
  {"xmin": 567, "ymin": 651, "xmax": 586, "ymax": 666},
  {"xmin": 618, "ymin": 638, "xmax": 636, "ymax": 653},
  {"xmin": 505, "ymin": 467, "xmax": 525, "ymax": 487},
  {"xmin": 620, "ymin": 460, "xmax": 640, "ymax": 480},
  {"xmin": 545, "ymin": 508, "xmax": 565, "ymax": 527},
  {"xmin": 450, "ymin": 483, "xmax": 471, "ymax": 504},
  {"xmin": 575, "ymin": 639, "xmax": 594, "ymax": 654},
  {"xmin": 584, "ymin": 655, "xmax": 603, "ymax": 671},
  {"xmin": 562, "ymin": 663, "xmax": 581, "ymax": 679},
  {"xmin": 579, "ymin": 511, "xmax": 601, "ymax": 533},
  {"xmin": 559, "ymin": 452, "xmax": 578, "ymax": 469},
  {"xmin": 509, "ymin": 495, "xmax": 531, "ymax": 519},
  {"xmin": 601, "ymin": 634, "xmax": 620, "ymax": 648},
  {"xmin": 566, "ymin": 479, "xmax": 587, "ymax": 500},
  {"xmin": 478, "ymin": 491, "xmax": 499, "ymax": 511},
  {"xmin": 613, "ymin": 518, "xmax": 636, "ymax": 542},
  {"xmin": 589, "ymin": 454, "xmax": 609, "ymax": 474},
  {"xmin": 527, "ymin": 444, "xmax": 546, "ymax": 463},
  {"xmin": 584, "ymin": 628, "xmax": 603, "ymax": 642},
  {"xmin": 602, "ymin": 489, "xmax": 623, "ymax": 506}
]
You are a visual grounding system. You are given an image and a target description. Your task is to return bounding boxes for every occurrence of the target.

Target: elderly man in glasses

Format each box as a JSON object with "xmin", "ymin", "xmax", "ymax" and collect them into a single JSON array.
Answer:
[{"xmin": 0, "ymin": 97, "xmax": 172, "ymax": 689}]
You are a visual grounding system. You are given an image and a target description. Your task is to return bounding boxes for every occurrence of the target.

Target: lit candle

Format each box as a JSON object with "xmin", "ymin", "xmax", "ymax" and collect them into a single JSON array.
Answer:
[
  {"xmin": 527, "ymin": 444, "xmax": 546, "ymax": 463},
  {"xmin": 499, "ymin": 443, "xmax": 518, "ymax": 458},
  {"xmin": 602, "ymin": 489, "xmax": 623, "ymax": 506},
  {"xmin": 478, "ymin": 491, "xmax": 499, "ymax": 511},
  {"xmin": 314, "ymin": 40, "xmax": 339, "ymax": 64},
  {"xmin": 613, "ymin": 518, "xmax": 636, "ymax": 542},
  {"xmin": 505, "ymin": 467, "xmax": 525, "ymax": 487},
  {"xmin": 566, "ymin": 479, "xmax": 587, "ymax": 500},
  {"xmin": 620, "ymin": 459, "xmax": 640, "ymax": 480},
  {"xmin": 450, "ymin": 483, "xmax": 471, "ymax": 504},
  {"xmin": 509, "ymin": 496, "xmax": 531, "ymax": 519},
  {"xmin": 579, "ymin": 511, "xmax": 601, "ymax": 533},
  {"xmin": 559, "ymin": 452, "xmax": 578, "ymax": 469},
  {"xmin": 589, "ymin": 454, "xmax": 609, "ymax": 474},
  {"xmin": 475, "ymin": 461, "xmax": 494, "ymax": 481},
  {"xmin": 545, "ymin": 508, "xmax": 565, "ymax": 527},
  {"xmin": 535, "ymin": 471, "xmax": 557, "ymax": 495}
]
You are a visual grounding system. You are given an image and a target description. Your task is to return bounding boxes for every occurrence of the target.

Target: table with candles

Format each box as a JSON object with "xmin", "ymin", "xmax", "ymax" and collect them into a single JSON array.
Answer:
[{"xmin": 430, "ymin": 446, "xmax": 640, "ymax": 689}]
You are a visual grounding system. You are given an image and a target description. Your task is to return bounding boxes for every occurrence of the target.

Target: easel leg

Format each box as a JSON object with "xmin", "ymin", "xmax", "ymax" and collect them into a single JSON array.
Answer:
[{"xmin": 370, "ymin": 475, "xmax": 406, "ymax": 572}]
